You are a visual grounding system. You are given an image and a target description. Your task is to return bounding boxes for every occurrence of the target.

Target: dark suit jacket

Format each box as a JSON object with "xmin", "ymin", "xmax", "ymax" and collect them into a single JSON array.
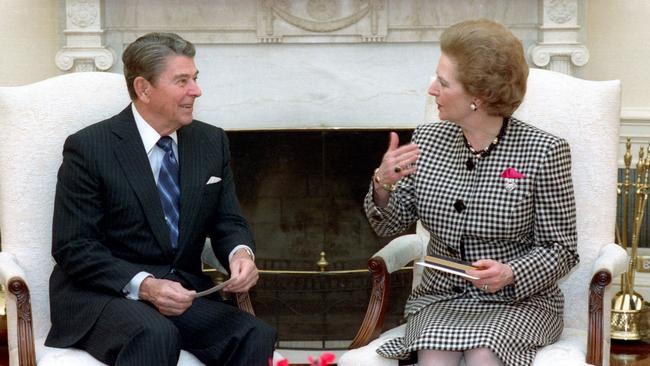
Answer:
[{"xmin": 45, "ymin": 105, "xmax": 254, "ymax": 347}]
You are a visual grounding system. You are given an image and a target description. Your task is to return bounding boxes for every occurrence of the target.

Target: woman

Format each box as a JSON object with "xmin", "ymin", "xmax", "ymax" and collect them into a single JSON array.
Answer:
[{"xmin": 365, "ymin": 19, "xmax": 579, "ymax": 366}]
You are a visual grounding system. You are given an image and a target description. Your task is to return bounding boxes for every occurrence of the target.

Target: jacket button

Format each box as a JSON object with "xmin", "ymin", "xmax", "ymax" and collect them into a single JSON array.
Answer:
[{"xmin": 452, "ymin": 286, "xmax": 464, "ymax": 293}]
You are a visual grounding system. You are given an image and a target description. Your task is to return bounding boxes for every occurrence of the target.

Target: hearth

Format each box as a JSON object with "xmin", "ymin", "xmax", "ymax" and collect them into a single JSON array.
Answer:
[{"xmin": 227, "ymin": 129, "xmax": 416, "ymax": 347}]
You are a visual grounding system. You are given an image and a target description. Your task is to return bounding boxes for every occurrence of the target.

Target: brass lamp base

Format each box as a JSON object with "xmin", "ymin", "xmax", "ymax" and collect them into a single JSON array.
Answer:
[{"xmin": 611, "ymin": 298, "xmax": 650, "ymax": 340}]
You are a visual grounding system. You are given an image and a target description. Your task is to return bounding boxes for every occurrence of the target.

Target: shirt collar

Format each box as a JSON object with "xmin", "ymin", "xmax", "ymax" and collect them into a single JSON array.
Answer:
[{"xmin": 131, "ymin": 103, "xmax": 178, "ymax": 154}]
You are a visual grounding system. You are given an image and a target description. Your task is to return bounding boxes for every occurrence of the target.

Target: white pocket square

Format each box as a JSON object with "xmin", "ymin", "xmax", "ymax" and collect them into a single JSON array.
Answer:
[{"xmin": 206, "ymin": 176, "xmax": 222, "ymax": 185}]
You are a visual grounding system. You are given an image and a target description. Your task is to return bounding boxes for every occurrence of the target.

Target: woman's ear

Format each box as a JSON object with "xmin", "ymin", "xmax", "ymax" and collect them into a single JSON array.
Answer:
[{"xmin": 133, "ymin": 77, "xmax": 151, "ymax": 102}]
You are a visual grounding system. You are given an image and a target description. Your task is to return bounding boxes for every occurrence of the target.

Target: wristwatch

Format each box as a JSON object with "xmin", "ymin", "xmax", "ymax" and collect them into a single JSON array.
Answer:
[{"xmin": 238, "ymin": 247, "xmax": 255, "ymax": 261}]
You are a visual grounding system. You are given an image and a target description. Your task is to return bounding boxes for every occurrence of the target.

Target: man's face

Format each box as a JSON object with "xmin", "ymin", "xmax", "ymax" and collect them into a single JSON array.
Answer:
[{"xmin": 146, "ymin": 55, "xmax": 202, "ymax": 131}]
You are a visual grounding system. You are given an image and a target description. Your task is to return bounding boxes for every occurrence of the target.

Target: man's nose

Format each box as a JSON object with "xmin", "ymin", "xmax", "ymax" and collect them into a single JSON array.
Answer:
[{"xmin": 189, "ymin": 80, "xmax": 202, "ymax": 97}]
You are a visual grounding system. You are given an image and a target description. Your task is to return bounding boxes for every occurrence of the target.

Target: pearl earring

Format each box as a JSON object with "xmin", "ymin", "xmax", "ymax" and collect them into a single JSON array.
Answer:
[{"xmin": 470, "ymin": 102, "xmax": 478, "ymax": 111}]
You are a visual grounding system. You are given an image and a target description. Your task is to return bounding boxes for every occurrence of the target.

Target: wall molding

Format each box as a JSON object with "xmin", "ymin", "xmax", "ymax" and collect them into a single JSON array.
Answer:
[
  {"xmin": 56, "ymin": 0, "xmax": 115, "ymax": 72},
  {"xmin": 61, "ymin": 0, "xmax": 587, "ymax": 75},
  {"xmin": 528, "ymin": 0, "xmax": 586, "ymax": 74},
  {"xmin": 618, "ymin": 108, "xmax": 650, "ymax": 167}
]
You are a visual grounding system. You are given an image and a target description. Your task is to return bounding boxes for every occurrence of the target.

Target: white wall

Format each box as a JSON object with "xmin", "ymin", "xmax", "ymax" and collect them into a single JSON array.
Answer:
[
  {"xmin": 0, "ymin": 0, "xmax": 60, "ymax": 86},
  {"xmin": 583, "ymin": 0, "xmax": 650, "ymax": 111},
  {"xmin": 0, "ymin": 1, "xmax": 648, "ymax": 133},
  {"xmin": 583, "ymin": 0, "xmax": 650, "ymax": 161}
]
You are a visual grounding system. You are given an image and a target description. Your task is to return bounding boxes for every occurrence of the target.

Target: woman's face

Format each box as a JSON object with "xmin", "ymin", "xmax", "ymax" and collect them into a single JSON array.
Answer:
[{"xmin": 427, "ymin": 53, "xmax": 475, "ymax": 123}]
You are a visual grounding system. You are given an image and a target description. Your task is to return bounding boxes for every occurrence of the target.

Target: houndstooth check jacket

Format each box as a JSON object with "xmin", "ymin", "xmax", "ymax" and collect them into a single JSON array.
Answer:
[{"xmin": 364, "ymin": 118, "xmax": 580, "ymax": 363}]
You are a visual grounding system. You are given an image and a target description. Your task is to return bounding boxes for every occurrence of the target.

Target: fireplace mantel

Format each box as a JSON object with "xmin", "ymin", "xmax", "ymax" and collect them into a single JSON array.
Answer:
[{"xmin": 57, "ymin": 0, "xmax": 587, "ymax": 130}]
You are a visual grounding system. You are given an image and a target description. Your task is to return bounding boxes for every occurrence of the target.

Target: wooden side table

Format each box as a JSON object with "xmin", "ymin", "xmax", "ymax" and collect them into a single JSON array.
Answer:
[{"xmin": 611, "ymin": 339, "xmax": 650, "ymax": 366}]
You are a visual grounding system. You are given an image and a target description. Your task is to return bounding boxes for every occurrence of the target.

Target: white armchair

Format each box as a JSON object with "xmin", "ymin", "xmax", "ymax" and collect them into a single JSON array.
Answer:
[
  {"xmin": 0, "ymin": 72, "xmax": 262, "ymax": 365},
  {"xmin": 340, "ymin": 68, "xmax": 628, "ymax": 366}
]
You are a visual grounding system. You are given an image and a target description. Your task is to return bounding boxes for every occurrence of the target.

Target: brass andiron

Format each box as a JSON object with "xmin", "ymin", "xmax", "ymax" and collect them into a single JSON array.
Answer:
[
  {"xmin": 612, "ymin": 138, "xmax": 650, "ymax": 340},
  {"xmin": 317, "ymin": 251, "xmax": 329, "ymax": 272}
]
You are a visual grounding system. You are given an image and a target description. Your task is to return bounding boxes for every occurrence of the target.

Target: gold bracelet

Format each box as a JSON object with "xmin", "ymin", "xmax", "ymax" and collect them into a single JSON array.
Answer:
[{"xmin": 373, "ymin": 168, "xmax": 397, "ymax": 192}]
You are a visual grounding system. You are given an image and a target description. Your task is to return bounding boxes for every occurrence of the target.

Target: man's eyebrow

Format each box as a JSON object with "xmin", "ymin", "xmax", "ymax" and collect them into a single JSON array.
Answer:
[{"xmin": 173, "ymin": 71, "xmax": 199, "ymax": 80}]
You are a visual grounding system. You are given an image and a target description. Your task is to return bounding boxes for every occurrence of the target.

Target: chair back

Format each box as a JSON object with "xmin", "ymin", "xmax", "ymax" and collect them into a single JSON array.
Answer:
[
  {"xmin": 0, "ymin": 72, "xmax": 130, "ymax": 351},
  {"xmin": 424, "ymin": 68, "xmax": 621, "ymax": 332}
]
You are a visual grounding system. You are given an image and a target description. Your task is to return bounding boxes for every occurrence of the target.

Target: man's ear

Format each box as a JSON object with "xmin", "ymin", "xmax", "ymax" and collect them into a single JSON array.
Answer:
[{"xmin": 133, "ymin": 77, "xmax": 151, "ymax": 102}]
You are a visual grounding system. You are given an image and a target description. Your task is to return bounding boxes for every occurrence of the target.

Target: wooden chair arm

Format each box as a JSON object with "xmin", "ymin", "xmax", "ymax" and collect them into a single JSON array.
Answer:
[
  {"xmin": 9, "ymin": 277, "xmax": 36, "ymax": 366},
  {"xmin": 0, "ymin": 253, "xmax": 36, "ymax": 366},
  {"xmin": 201, "ymin": 240, "xmax": 256, "ymax": 315},
  {"xmin": 586, "ymin": 269, "xmax": 612, "ymax": 366},
  {"xmin": 235, "ymin": 292, "xmax": 255, "ymax": 316},
  {"xmin": 348, "ymin": 256, "xmax": 390, "ymax": 349}
]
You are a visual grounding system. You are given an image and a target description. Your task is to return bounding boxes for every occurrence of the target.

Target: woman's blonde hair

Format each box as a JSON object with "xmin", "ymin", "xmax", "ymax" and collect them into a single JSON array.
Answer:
[{"xmin": 440, "ymin": 19, "xmax": 528, "ymax": 117}]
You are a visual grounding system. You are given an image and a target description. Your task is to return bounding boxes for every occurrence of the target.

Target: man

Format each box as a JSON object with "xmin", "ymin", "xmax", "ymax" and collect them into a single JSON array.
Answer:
[{"xmin": 45, "ymin": 32, "xmax": 276, "ymax": 366}]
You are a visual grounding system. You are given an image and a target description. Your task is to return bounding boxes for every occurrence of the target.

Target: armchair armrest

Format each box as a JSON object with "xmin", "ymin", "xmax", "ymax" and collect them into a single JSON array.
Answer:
[
  {"xmin": 0, "ymin": 252, "xmax": 36, "ymax": 366},
  {"xmin": 586, "ymin": 243, "xmax": 627, "ymax": 366},
  {"xmin": 200, "ymin": 241, "xmax": 255, "ymax": 316},
  {"xmin": 375, "ymin": 234, "xmax": 425, "ymax": 274},
  {"xmin": 592, "ymin": 243, "xmax": 628, "ymax": 278},
  {"xmin": 349, "ymin": 233, "xmax": 425, "ymax": 349},
  {"xmin": 0, "ymin": 252, "xmax": 27, "ymax": 283}
]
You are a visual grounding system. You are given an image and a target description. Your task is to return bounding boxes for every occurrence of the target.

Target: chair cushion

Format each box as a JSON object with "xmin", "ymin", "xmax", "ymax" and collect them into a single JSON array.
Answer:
[
  {"xmin": 12, "ymin": 337, "xmax": 285, "ymax": 366},
  {"xmin": 338, "ymin": 325, "xmax": 405, "ymax": 366},
  {"xmin": 339, "ymin": 326, "xmax": 592, "ymax": 366},
  {"xmin": 15, "ymin": 337, "xmax": 206, "ymax": 366},
  {"xmin": 532, "ymin": 328, "xmax": 590, "ymax": 366}
]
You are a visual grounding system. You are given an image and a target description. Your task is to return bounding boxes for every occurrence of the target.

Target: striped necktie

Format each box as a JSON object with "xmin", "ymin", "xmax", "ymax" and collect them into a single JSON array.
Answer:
[{"xmin": 156, "ymin": 136, "xmax": 180, "ymax": 250}]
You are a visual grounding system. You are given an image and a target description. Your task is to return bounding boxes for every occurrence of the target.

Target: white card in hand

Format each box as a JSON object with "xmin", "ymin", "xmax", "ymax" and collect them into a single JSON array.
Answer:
[
  {"xmin": 193, "ymin": 277, "xmax": 234, "ymax": 298},
  {"xmin": 415, "ymin": 261, "xmax": 479, "ymax": 280}
]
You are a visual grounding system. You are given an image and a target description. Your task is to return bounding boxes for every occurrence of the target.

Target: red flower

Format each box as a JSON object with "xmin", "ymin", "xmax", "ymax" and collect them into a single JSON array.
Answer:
[
  {"xmin": 500, "ymin": 167, "xmax": 525, "ymax": 179},
  {"xmin": 271, "ymin": 352, "xmax": 335, "ymax": 366},
  {"xmin": 318, "ymin": 352, "xmax": 336, "ymax": 366},
  {"xmin": 269, "ymin": 357, "xmax": 288, "ymax": 366}
]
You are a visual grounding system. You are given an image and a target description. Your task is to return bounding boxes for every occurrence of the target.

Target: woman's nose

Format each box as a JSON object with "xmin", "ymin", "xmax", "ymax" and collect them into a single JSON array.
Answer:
[{"xmin": 427, "ymin": 80, "xmax": 439, "ymax": 97}]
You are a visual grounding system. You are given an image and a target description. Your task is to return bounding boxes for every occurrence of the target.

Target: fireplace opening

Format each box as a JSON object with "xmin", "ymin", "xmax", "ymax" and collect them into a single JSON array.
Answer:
[{"xmin": 226, "ymin": 129, "xmax": 417, "ymax": 348}]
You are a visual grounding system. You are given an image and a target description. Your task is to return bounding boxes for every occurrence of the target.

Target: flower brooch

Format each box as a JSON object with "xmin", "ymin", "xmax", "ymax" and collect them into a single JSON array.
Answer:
[{"xmin": 501, "ymin": 167, "xmax": 525, "ymax": 192}]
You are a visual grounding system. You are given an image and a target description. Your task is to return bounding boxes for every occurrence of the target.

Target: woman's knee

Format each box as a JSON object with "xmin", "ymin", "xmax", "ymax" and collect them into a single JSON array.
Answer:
[{"xmin": 464, "ymin": 347, "xmax": 503, "ymax": 366}]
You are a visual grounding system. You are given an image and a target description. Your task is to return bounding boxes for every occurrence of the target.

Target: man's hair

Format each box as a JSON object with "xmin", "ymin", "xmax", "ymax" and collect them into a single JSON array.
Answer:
[
  {"xmin": 122, "ymin": 32, "xmax": 196, "ymax": 100},
  {"xmin": 440, "ymin": 19, "xmax": 528, "ymax": 117}
]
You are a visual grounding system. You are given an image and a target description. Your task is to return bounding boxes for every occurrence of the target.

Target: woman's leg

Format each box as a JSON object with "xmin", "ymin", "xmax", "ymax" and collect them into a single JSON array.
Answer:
[
  {"xmin": 464, "ymin": 348, "xmax": 504, "ymax": 366},
  {"xmin": 417, "ymin": 349, "xmax": 463, "ymax": 366}
]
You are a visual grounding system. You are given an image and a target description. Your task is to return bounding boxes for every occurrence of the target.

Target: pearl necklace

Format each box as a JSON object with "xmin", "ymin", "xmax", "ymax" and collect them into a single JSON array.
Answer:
[{"xmin": 463, "ymin": 117, "xmax": 509, "ymax": 170}]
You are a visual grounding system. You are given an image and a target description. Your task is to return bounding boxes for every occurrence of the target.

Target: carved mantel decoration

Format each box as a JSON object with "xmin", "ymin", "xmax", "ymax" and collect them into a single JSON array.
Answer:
[
  {"xmin": 60, "ymin": 0, "xmax": 589, "ymax": 76},
  {"xmin": 528, "ymin": 0, "xmax": 588, "ymax": 74},
  {"xmin": 56, "ymin": 0, "xmax": 115, "ymax": 72},
  {"xmin": 257, "ymin": 0, "xmax": 387, "ymax": 43}
]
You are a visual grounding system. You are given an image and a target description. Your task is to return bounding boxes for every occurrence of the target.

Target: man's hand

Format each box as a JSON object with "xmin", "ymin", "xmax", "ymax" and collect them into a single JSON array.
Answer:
[
  {"xmin": 139, "ymin": 277, "xmax": 195, "ymax": 316},
  {"xmin": 225, "ymin": 248, "xmax": 259, "ymax": 293}
]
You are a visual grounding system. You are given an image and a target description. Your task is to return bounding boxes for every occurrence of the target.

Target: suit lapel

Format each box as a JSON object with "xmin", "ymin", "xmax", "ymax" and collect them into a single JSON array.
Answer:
[
  {"xmin": 177, "ymin": 124, "xmax": 207, "ymax": 252},
  {"xmin": 110, "ymin": 106, "xmax": 175, "ymax": 259}
]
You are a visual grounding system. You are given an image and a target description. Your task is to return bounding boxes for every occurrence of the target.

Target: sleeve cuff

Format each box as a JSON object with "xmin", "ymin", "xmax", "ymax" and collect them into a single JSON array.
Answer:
[
  {"xmin": 229, "ymin": 245, "xmax": 255, "ymax": 262},
  {"xmin": 122, "ymin": 271, "xmax": 153, "ymax": 300}
]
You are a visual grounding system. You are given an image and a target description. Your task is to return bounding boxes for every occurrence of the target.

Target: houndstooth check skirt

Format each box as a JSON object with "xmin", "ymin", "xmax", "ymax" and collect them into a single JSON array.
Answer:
[{"xmin": 376, "ymin": 297, "xmax": 563, "ymax": 365}]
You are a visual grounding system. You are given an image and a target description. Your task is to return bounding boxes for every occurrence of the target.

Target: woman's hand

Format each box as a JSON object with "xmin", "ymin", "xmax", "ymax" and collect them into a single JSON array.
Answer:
[
  {"xmin": 467, "ymin": 259, "xmax": 514, "ymax": 294},
  {"xmin": 372, "ymin": 132, "xmax": 420, "ymax": 207}
]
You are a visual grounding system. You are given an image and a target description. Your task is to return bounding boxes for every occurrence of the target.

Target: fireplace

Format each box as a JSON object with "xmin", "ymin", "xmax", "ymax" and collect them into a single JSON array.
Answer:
[{"xmin": 227, "ymin": 129, "xmax": 416, "ymax": 348}]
